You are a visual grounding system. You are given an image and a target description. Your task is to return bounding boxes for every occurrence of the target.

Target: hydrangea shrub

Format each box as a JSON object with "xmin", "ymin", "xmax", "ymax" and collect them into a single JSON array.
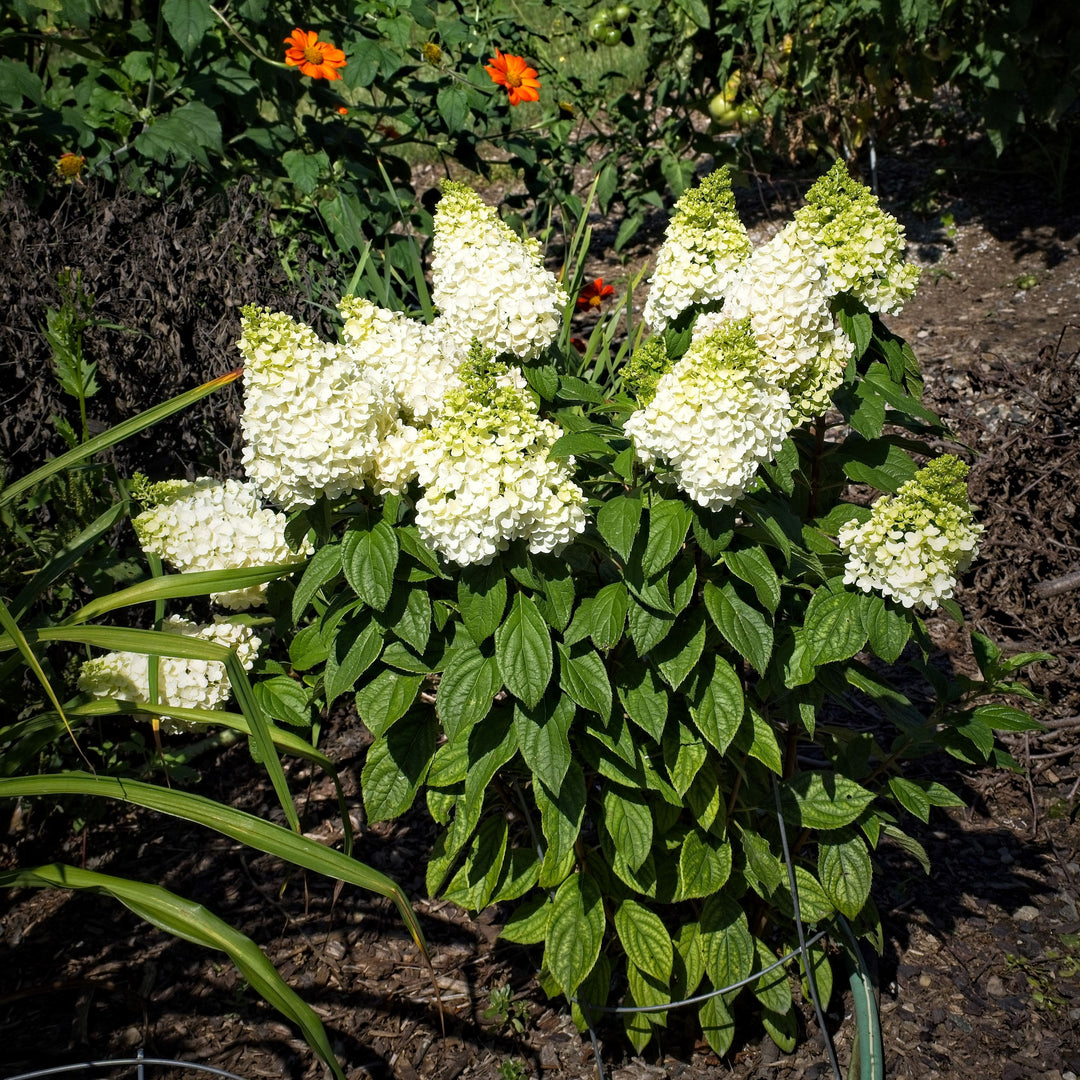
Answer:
[{"xmin": 82, "ymin": 168, "xmax": 1043, "ymax": 1058}]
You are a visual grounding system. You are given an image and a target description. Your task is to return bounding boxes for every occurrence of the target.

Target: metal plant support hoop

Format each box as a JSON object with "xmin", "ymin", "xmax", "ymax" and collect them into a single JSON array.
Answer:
[
  {"xmin": 3, "ymin": 1051, "xmax": 247, "ymax": 1080},
  {"xmin": 573, "ymin": 776, "xmax": 883, "ymax": 1080}
]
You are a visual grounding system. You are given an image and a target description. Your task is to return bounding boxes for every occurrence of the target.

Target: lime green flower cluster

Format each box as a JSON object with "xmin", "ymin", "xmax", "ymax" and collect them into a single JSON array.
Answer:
[
  {"xmin": 622, "ymin": 336, "xmax": 671, "ymax": 406},
  {"xmin": 838, "ymin": 455, "xmax": 983, "ymax": 609},
  {"xmin": 790, "ymin": 159, "xmax": 920, "ymax": 314},
  {"xmin": 642, "ymin": 167, "xmax": 752, "ymax": 329}
]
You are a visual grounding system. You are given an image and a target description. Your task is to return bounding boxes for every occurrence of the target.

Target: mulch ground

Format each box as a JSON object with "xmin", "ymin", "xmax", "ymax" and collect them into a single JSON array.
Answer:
[{"xmin": 2, "ymin": 149, "xmax": 1079, "ymax": 1080}]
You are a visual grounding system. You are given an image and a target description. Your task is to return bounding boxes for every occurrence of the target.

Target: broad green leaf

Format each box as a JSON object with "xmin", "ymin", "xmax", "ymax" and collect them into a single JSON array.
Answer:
[
  {"xmin": 704, "ymin": 580, "xmax": 772, "ymax": 675},
  {"xmin": 601, "ymin": 786, "xmax": 653, "ymax": 872},
  {"xmin": 490, "ymin": 846, "xmax": 541, "ymax": 905},
  {"xmin": 514, "ymin": 691, "xmax": 575, "ymax": 792},
  {"xmin": 458, "ymin": 563, "xmax": 507, "ymax": 644},
  {"xmin": 818, "ymin": 828, "xmax": 872, "ymax": 919},
  {"xmin": 700, "ymin": 894, "xmax": 753, "ymax": 990},
  {"xmin": 676, "ymin": 830, "xmax": 732, "ymax": 900},
  {"xmin": 1, "ymin": 863, "xmax": 345, "ymax": 1080},
  {"xmin": 252, "ymin": 676, "xmax": 311, "ymax": 729},
  {"xmin": 772, "ymin": 865, "xmax": 835, "ymax": 923},
  {"xmin": 780, "ymin": 771, "xmax": 875, "ymax": 829},
  {"xmin": 324, "ymin": 616, "xmax": 381, "ymax": 703},
  {"xmin": 642, "ymin": 497, "xmax": 692, "ymax": 577},
  {"xmin": 800, "ymin": 940, "xmax": 834, "ymax": 1010},
  {"xmin": 889, "ymin": 776, "xmax": 931, "ymax": 821},
  {"xmin": 597, "ymin": 491, "xmax": 643, "ymax": 562},
  {"xmin": 673, "ymin": 920, "xmax": 705, "ymax": 999},
  {"xmin": 361, "ymin": 711, "xmax": 436, "ymax": 822},
  {"xmin": 880, "ymin": 823, "xmax": 931, "ymax": 874},
  {"xmin": 662, "ymin": 717, "xmax": 708, "ymax": 797},
  {"xmin": 355, "ymin": 671, "xmax": 423, "ymax": 738},
  {"xmin": 733, "ymin": 706, "xmax": 783, "ymax": 775},
  {"xmin": 289, "ymin": 625, "xmax": 328, "ymax": 671},
  {"xmin": 531, "ymin": 555, "xmax": 575, "ymax": 632},
  {"xmin": 762, "ymin": 1005, "xmax": 797, "ymax": 1053},
  {"xmin": 752, "ymin": 937, "xmax": 792, "ymax": 1015},
  {"xmin": 722, "ymin": 546, "xmax": 780, "ymax": 612},
  {"xmin": 436, "ymin": 641, "xmax": 500, "ymax": 745},
  {"xmin": 970, "ymin": 703, "xmax": 1044, "ymax": 732},
  {"xmin": 840, "ymin": 439, "xmax": 919, "ymax": 493},
  {"xmin": 616, "ymin": 662, "xmax": 668, "ymax": 741},
  {"xmin": 615, "ymin": 899, "xmax": 674, "ymax": 983},
  {"xmin": 692, "ymin": 505, "xmax": 735, "ymax": 559},
  {"xmin": 162, "ymin": 0, "xmax": 213, "ymax": 56},
  {"xmin": 566, "ymin": 582, "xmax": 628, "ymax": 651},
  {"xmin": 442, "ymin": 813, "xmax": 508, "ymax": 912},
  {"xmin": 535, "ymin": 762, "xmax": 586, "ymax": 888},
  {"xmin": 558, "ymin": 643, "xmax": 612, "ymax": 718},
  {"xmin": 626, "ymin": 597, "xmax": 675, "ymax": 655},
  {"xmin": 499, "ymin": 893, "xmax": 552, "ymax": 944},
  {"xmin": 862, "ymin": 593, "xmax": 911, "ymax": 663},
  {"xmin": 652, "ymin": 606, "xmax": 706, "ymax": 690},
  {"xmin": 688, "ymin": 653, "xmax": 744, "ymax": 754},
  {"xmin": 803, "ymin": 589, "xmax": 867, "ymax": 665},
  {"xmin": 281, "ymin": 148, "xmax": 329, "ymax": 195},
  {"xmin": 737, "ymin": 824, "xmax": 785, "ymax": 897},
  {"xmin": 699, "ymin": 993, "xmax": 735, "ymax": 1057},
  {"xmin": 436, "ymin": 84, "xmax": 469, "ymax": 130},
  {"xmin": 571, "ymin": 954, "xmax": 612, "ymax": 1033},
  {"xmin": 376, "ymin": 585, "xmax": 431, "ymax": 654},
  {"xmin": 544, "ymin": 873, "xmax": 605, "ymax": 998},
  {"xmin": 623, "ymin": 962, "xmax": 670, "ymax": 1050},
  {"xmin": 495, "ymin": 593, "xmax": 552, "ymax": 708},
  {"xmin": 342, "ymin": 520, "xmax": 398, "ymax": 611}
]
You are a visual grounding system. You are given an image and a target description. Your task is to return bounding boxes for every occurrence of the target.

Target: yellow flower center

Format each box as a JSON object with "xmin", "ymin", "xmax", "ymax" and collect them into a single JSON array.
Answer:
[
  {"xmin": 505, "ymin": 69, "xmax": 522, "ymax": 88},
  {"xmin": 303, "ymin": 44, "xmax": 323, "ymax": 63}
]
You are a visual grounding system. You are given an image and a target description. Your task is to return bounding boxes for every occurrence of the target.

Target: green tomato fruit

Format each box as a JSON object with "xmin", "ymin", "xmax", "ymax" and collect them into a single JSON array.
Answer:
[
  {"xmin": 612, "ymin": 2, "xmax": 632, "ymax": 21},
  {"xmin": 588, "ymin": 16, "xmax": 609, "ymax": 40},
  {"xmin": 603, "ymin": 25, "xmax": 622, "ymax": 45},
  {"xmin": 737, "ymin": 102, "xmax": 761, "ymax": 126},
  {"xmin": 708, "ymin": 94, "xmax": 739, "ymax": 127}
]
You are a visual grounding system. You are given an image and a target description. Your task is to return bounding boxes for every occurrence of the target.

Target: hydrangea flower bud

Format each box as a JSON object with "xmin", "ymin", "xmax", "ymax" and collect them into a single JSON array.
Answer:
[
  {"xmin": 77, "ymin": 616, "xmax": 261, "ymax": 732},
  {"xmin": 838, "ymin": 455, "xmax": 983, "ymax": 609},
  {"xmin": 790, "ymin": 159, "xmax": 919, "ymax": 314},
  {"xmin": 624, "ymin": 320, "xmax": 792, "ymax": 509},
  {"xmin": 131, "ymin": 476, "xmax": 311, "ymax": 610},
  {"xmin": 238, "ymin": 306, "xmax": 397, "ymax": 508},
  {"xmin": 431, "ymin": 182, "xmax": 568, "ymax": 361},
  {"xmin": 643, "ymin": 167, "xmax": 752, "ymax": 330},
  {"xmin": 414, "ymin": 346, "xmax": 587, "ymax": 565}
]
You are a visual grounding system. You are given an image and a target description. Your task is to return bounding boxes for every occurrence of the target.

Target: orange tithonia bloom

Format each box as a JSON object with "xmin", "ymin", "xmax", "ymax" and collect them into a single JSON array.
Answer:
[
  {"xmin": 577, "ymin": 278, "xmax": 616, "ymax": 309},
  {"xmin": 56, "ymin": 152, "xmax": 86, "ymax": 183},
  {"xmin": 484, "ymin": 49, "xmax": 541, "ymax": 106},
  {"xmin": 284, "ymin": 29, "xmax": 347, "ymax": 80}
]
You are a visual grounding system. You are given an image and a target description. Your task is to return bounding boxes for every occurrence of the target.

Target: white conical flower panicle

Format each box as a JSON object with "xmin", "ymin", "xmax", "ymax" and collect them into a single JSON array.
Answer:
[
  {"xmin": 77, "ymin": 616, "xmax": 262, "ymax": 732},
  {"xmin": 238, "ymin": 306, "xmax": 396, "ymax": 509},
  {"xmin": 789, "ymin": 159, "xmax": 920, "ymax": 314},
  {"xmin": 838, "ymin": 455, "xmax": 983, "ymax": 609},
  {"xmin": 696, "ymin": 225, "xmax": 852, "ymax": 422},
  {"xmin": 643, "ymin": 167, "xmax": 752, "ymax": 330},
  {"xmin": 431, "ymin": 181, "xmax": 568, "ymax": 361},
  {"xmin": 414, "ymin": 347, "xmax": 587, "ymax": 566},
  {"xmin": 624, "ymin": 320, "xmax": 792, "ymax": 509},
  {"xmin": 131, "ymin": 476, "xmax": 311, "ymax": 610}
]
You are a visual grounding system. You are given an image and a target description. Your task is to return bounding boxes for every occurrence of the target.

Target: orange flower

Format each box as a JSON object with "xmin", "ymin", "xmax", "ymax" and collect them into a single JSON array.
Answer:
[
  {"xmin": 484, "ymin": 48, "xmax": 541, "ymax": 106},
  {"xmin": 337, "ymin": 106, "xmax": 349, "ymax": 115},
  {"xmin": 576, "ymin": 278, "xmax": 615, "ymax": 309},
  {"xmin": 284, "ymin": 28, "xmax": 347, "ymax": 80},
  {"xmin": 56, "ymin": 152, "xmax": 86, "ymax": 184}
]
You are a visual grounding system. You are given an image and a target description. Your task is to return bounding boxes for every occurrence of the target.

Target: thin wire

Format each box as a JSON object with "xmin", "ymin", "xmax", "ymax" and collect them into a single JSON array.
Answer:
[
  {"xmin": 772, "ymin": 775, "xmax": 844, "ymax": 1080},
  {"xmin": 3, "ymin": 1058, "xmax": 248, "ymax": 1080}
]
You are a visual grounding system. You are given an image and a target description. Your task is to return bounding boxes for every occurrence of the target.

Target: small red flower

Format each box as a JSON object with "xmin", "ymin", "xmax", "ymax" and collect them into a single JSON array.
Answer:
[
  {"xmin": 577, "ymin": 278, "xmax": 615, "ymax": 310},
  {"xmin": 284, "ymin": 29, "xmax": 347, "ymax": 80},
  {"xmin": 336, "ymin": 106, "xmax": 349, "ymax": 115},
  {"xmin": 484, "ymin": 48, "xmax": 541, "ymax": 106}
]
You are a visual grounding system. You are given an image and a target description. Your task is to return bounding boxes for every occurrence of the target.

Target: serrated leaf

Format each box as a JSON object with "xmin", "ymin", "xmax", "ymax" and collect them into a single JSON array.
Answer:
[
  {"xmin": 704, "ymin": 580, "xmax": 772, "ymax": 675},
  {"xmin": 436, "ymin": 84, "xmax": 469, "ymax": 130},
  {"xmin": 457, "ymin": 562, "xmax": 507, "ymax": 644},
  {"xmin": 615, "ymin": 900, "xmax": 674, "ymax": 983},
  {"xmin": 616, "ymin": 662, "xmax": 668, "ymax": 741},
  {"xmin": 662, "ymin": 717, "xmax": 708, "ymax": 797},
  {"xmin": 676, "ymin": 830, "xmax": 732, "ymax": 900},
  {"xmin": 818, "ymin": 828, "xmax": 872, "ymax": 919},
  {"xmin": 558, "ymin": 643, "xmax": 613, "ymax": 718},
  {"xmin": 734, "ymin": 706, "xmax": 783, "ymax": 775},
  {"xmin": 514, "ymin": 691, "xmax": 575, "ymax": 792},
  {"xmin": 375, "ymin": 584, "xmax": 431, "ymax": 654},
  {"xmin": 623, "ymin": 962, "xmax": 668, "ymax": 1051},
  {"xmin": 738, "ymin": 824, "xmax": 785, "ymax": 896},
  {"xmin": 601, "ymin": 786, "xmax": 653, "ymax": 872},
  {"xmin": 692, "ymin": 505, "xmax": 735, "ymax": 559},
  {"xmin": 442, "ymin": 813, "xmax": 508, "ymax": 912},
  {"xmin": 673, "ymin": 921, "xmax": 705, "ymax": 999},
  {"xmin": 291, "ymin": 543, "xmax": 342, "ymax": 623},
  {"xmin": 862, "ymin": 593, "xmax": 911, "ymax": 663},
  {"xmin": 495, "ymin": 593, "xmax": 552, "ymax": 708},
  {"xmin": 841, "ymin": 440, "xmax": 919, "ymax": 493},
  {"xmin": 800, "ymin": 941, "xmax": 834, "ymax": 1010},
  {"xmin": 535, "ymin": 762, "xmax": 586, "ymax": 888},
  {"xmin": 544, "ymin": 873, "xmax": 605, "ymax": 998},
  {"xmin": 971, "ymin": 704, "xmax": 1044, "ymax": 732},
  {"xmin": 651, "ymin": 606, "xmax": 706, "ymax": 690},
  {"xmin": 499, "ymin": 893, "xmax": 553, "ymax": 944},
  {"xmin": 355, "ymin": 671, "xmax": 423, "ymax": 738},
  {"xmin": 688, "ymin": 653, "xmax": 744, "ymax": 754},
  {"xmin": 889, "ymin": 776, "xmax": 931, "ymax": 821},
  {"xmin": 627, "ymin": 597, "xmax": 675, "ymax": 655},
  {"xmin": 597, "ymin": 491, "xmax": 643, "ymax": 562},
  {"xmin": 752, "ymin": 937, "xmax": 792, "ymax": 1015},
  {"xmin": 803, "ymin": 589, "xmax": 867, "ymax": 665},
  {"xmin": 531, "ymin": 556, "xmax": 576, "ymax": 632},
  {"xmin": 780, "ymin": 771, "xmax": 875, "ymax": 829},
  {"xmin": 324, "ymin": 615, "xmax": 382, "ymax": 704},
  {"xmin": 289, "ymin": 625, "xmax": 328, "ymax": 671},
  {"xmin": 342, "ymin": 521, "xmax": 398, "ymax": 611},
  {"xmin": 436, "ymin": 641, "xmax": 500, "ymax": 745},
  {"xmin": 762, "ymin": 1005, "xmax": 797, "ymax": 1053},
  {"xmin": 700, "ymin": 894, "xmax": 753, "ymax": 990},
  {"xmin": 699, "ymin": 993, "xmax": 735, "ymax": 1057},
  {"xmin": 252, "ymin": 676, "xmax": 311, "ymax": 728},
  {"xmin": 723, "ymin": 546, "xmax": 780, "ymax": 612},
  {"xmin": 643, "ymin": 497, "xmax": 693, "ymax": 577},
  {"xmin": 361, "ymin": 711, "xmax": 436, "ymax": 822},
  {"xmin": 162, "ymin": 0, "xmax": 213, "ymax": 57},
  {"xmin": 880, "ymin": 823, "xmax": 931, "ymax": 874}
]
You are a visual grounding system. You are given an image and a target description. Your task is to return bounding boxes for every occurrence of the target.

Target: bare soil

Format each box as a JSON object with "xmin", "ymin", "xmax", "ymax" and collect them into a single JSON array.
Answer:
[{"xmin": 2, "ymin": 150, "xmax": 1080, "ymax": 1080}]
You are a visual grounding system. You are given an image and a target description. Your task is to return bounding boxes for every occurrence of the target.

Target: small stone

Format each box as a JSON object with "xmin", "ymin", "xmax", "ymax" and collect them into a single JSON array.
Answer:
[
  {"xmin": 121, "ymin": 1026, "xmax": 142, "ymax": 1047},
  {"xmin": 1013, "ymin": 904, "xmax": 1040, "ymax": 922},
  {"xmin": 986, "ymin": 974, "xmax": 1006, "ymax": 997},
  {"xmin": 918, "ymin": 973, "xmax": 933, "ymax": 988}
]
